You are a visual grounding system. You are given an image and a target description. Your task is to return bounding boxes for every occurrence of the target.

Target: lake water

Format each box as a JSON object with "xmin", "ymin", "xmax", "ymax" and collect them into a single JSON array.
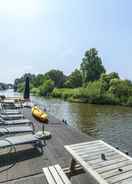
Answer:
[{"xmin": 2, "ymin": 90, "xmax": 132, "ymax": 155}]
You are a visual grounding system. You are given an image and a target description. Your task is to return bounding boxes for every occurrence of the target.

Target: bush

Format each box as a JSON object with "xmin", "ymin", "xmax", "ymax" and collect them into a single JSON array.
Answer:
[
  {"xmin": 52, "ymin": 88, "xmax": 62, "ymax": 98},
  {"xmin": 97, "ymin": 94, "xmax": 120, "ymax": 105},
  {"xmin": 64, "ymin": 69, "xmax": 82, "ymax": 88},
  {"xmin": 52, "ymin": 88, "xmax": 76, "ymax": 99},
  {"xmin": 17, "ymin": 82, "xmax": 24, "ymax": 92},
  {"xmin": 109, "ymin": 79, "xmax": 131, "ymax": 98},
  {"xmin": 30, "ymin": 87, "xmax": 40, "ymax": 95},
  {"xmin": 74, "ymin": 81, "xmax": 101, "ymax": 99},
  {"xmin": 39, "ymin": 79, "xmax": 54, "ymax": 96},
  {"xmin": 127, "ymin": 96, "xmax": 132, "ymax": 106}
]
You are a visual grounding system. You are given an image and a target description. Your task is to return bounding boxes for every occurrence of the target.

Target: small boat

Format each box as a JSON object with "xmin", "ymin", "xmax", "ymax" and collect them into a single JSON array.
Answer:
[{"xmin": 32, "ymin": 106, "xmax": 48, "ymax": 124}]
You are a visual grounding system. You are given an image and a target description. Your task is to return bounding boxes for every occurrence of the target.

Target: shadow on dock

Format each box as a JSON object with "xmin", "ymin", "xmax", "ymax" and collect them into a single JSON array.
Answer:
[
  {"xmin": 0, "ymin": 148, "xmax": 43, "ymax": 168},
  {"xmin": 0, "ymin": 108, "xmax": 94, "ymax": 184}
]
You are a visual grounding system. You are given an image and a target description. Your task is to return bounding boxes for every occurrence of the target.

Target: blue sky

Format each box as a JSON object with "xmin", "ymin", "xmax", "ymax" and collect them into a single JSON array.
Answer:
[{"xmin": 0, "ymin": 0, "xmax": 132, "ymax": 83}]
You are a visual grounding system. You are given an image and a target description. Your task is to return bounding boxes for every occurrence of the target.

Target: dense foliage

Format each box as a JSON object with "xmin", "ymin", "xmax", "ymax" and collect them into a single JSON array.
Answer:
[
  {"xmin": 64, "ymin": 69, "xmax": 82, "ymax": 88},
  {"xmin": 45, "ymin": 70, "xmax": 66, "ymax": 88},
  {"xmin": 15, "ymin": 48, "xmax": 132, "ymax": 106},
  {"xmin": 80, "ymin": 48, "xmax": 106, "ymax": 83}
]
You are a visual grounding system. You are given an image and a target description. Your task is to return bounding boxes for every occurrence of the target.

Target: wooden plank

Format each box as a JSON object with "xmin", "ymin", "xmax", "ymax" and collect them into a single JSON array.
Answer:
[
  {"xmin": 71, "ymin": 140, "xmax": 132, "ymax": 162},
  {"xmin": 96, "ymin": 160, "xmax": 132, "ymax": 174},
  {"xmin": 107, "ymin": 170, "xmax": 132, "ymax": 184},
  {"xmin": 77, "ymin": 150, "xmax": 115, "ymax": 161},
  {"xmin": 101, "ymin": 164, "xmax": 132, "ymax": 179},
  {"xmin": 1, "ymin": 114, "xmax": 24, "ymax": 120},
  {"xmin": 43, "ymin": 167, "xmax": 56, "ymax": 184},
  {"xmin": 0, "ymin": 126, "xmax": 32, "ymax": 132},
  {"xmin": 65, "ymin": 145, "xmax": 108, "ymax": 184},
  {"xmin": 49, "ymin": 166, "xmax": 64, "ymax": 184},
  {"xmin": 101, "ymin": 141, "xmax": 132, "ymax": 162},
  {"xmin": 55, "ymin": 165, "xmax": 71, "ymax": 184},
  {"xmin": 82, "ymin": 151, "xmax": 116, "ymax": 161},
  {"xmin": 5, "ymin": 119, "xmax": 31, "ymax": 125},
  {"xmin": 70, "ymin": 140, "xmax": 102, "ymax": 148},
  {"xmin": 81, "ymin": 151, "xmax": 115, "ymax": 162},
  {"xmin": 116, "ymin": 177, "xmax": 132, "ymax": 184},
  {"xmin": 77, "ymin": 147, "xmax": 111, "ymax": 156},
  {"xmin": 92, "ymin": 157, "xmax": 127, "ymax": 169},
  {"xmin": 87, "ymin": 154, "xmax": 123, "ymax": 165},
  {"xmin": 73, "ymin": 145, "xmax": 108, "ymax": 153},
  {"xmin": 72, "ymin": 142, "xmax": 105, "ymax": 151},
  {"xmin": 1, "ymin": 110, "xmax": 21, "ymax": 114}
]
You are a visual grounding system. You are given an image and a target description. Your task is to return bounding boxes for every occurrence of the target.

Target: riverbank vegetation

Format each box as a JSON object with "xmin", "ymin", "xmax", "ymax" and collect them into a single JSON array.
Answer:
[
  {"xmin": 0, "ymin": 83, "xmax": 13, "ymax": 90},
  {"xmin": 14, "ymin": 48, "xmax": 132, "ymax": 106}
]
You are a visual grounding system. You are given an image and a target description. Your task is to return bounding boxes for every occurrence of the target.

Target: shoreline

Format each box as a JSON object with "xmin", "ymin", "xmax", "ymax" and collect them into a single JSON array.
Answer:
[{"xmin": 31, "ymin": 92, "xmax": 132, "ymax": 107}]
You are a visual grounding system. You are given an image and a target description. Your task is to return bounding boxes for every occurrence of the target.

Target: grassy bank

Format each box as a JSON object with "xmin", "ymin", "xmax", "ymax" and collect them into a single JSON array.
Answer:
[
  {"xmin": 17, "ymin": 79, "xmax": 132, "ymax": 107},
  {"xmin": 51, "ymin": 87, "xmax": 132, "ymax": 106}
]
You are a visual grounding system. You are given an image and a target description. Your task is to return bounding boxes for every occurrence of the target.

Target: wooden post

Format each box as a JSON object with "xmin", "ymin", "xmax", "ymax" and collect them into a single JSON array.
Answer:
[
  {"xmin": 69, "ymin": 158, "xmax": 77, "ymax": 178},
  {"xmin": 42, "ymin": 124, "xmax": 45, "ymax": 134}
]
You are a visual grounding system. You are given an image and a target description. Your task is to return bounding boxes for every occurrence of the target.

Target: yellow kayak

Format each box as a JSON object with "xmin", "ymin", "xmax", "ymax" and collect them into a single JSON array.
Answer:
[{"xmin": 32, "ymin": 106, "xmax": 48, "ymax": 124}]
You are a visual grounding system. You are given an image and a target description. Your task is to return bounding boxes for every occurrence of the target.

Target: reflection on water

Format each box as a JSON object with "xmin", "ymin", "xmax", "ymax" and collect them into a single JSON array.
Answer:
[{"xmin": 2, "ymin": 90, "xmax": 132, "ymax": 155}]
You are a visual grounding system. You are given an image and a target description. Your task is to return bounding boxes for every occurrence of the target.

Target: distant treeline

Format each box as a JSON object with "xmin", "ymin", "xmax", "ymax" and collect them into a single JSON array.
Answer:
[
  {"xmin": 0, "ymin": 83, "xmax": 13, "ymax": 90},
  {"xmin": 14, "ymin": 48, "xmax": 132, "ymax": 106}
]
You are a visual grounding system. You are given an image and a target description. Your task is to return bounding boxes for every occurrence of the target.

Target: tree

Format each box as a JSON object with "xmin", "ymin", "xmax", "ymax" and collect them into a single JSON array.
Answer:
[
  {"xmin": 64, "ymin": 69, "xmax": 82, "ymax": 88},
  {"xmin": 14, "ymin": 73, "xmax": 35, "ymax": 92},
  {"xmin": 39, "ymin": 79, "xmax": 54, "ymax": 96},
  {"xmin": 100, "ymin": 72, "xmax": 120, "ymax": 93},
  {"xmin": 80, "ymin": 48, "xmax": 106, "ymax": 83},
  {"xmin": 32, "ymin": 74, "xmax": 45, "ymax": 87},
  {"xmin": 17, "ymin": 82, "xmax": 24, "ymax": 92},
  {"xmin": 45, "ymin": 70, "xmax": 66, "ymax": 88},
  {"xmin": 108, "ymin": 79, "xmax": 132, "ymax": 98},
  {"xmin": 86, "ymin": 80, "xmax": 102, "ymax": 97}
]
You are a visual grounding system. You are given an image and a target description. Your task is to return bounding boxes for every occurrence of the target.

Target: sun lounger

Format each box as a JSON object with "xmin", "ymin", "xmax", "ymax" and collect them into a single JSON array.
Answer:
[
  {"xmin": 14, "ymin": 103, "xmax": 23, "ymax": 109},
  {"xmin": 0, "ymin": 126, "xmax": 33, "ymax": 135},
  {"xmin": 0, "ymin": 114, "xmax": 24, "ymax": 120},
  {"xmin": 0, "ymin": 134, "xmax": 44, "ymax": 153},
  {"xmin": 1, "ymin": 109, "xmax": 22, "ymax": 115},
  {"xmin": 0, "ymin": 118, "xmax": 32, "ymax": 126},
  {"xmin": 2, "ymin": 99, "xmax": 15, "ymax": 104},
  {"xmin": 1, "ymin": 102, "xmax": 16, "ymax": 109}
]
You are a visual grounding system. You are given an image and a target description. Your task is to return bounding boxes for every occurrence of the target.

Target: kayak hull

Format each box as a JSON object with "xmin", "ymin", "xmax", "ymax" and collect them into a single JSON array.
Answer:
[{"xmin": 32, "ymin": 106, "xmax": 48, "ymax": 124}]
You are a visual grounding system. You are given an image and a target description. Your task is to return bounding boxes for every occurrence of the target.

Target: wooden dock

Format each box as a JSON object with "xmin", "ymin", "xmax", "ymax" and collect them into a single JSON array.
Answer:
[{"xmin": 0, "ymin": 108, "xmax": 94, "ymax": 184}]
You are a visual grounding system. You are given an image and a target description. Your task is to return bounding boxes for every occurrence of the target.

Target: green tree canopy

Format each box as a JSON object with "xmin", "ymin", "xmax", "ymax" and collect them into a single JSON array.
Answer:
[
  {"xmin": 14, "ymin": 73, "xmax": 35, "ymax": 92},
  {"xmin": 45, "ymin": 70, "xmax": 66, "ymax": 88},
  {"xmin": 64, "ymin": 69, "xmax": 82, "ymax": 88},
  {"xmin": 100, "ymin": 72, "xmax": 120, "ymax": 93},
  {"xmin": 108, "ymin": 79, "xmax": 132, "ymax": 99},
  {"xmin": 39, "ymin": 79, "xmax": 54, "ymax": 96},
  {"xmin": 32, "ymin": 74, "xmax": 45, "ymax": 87},
  {"xmin": 80, "ymin": 48, "xmax": 106, "ymax": 83}
]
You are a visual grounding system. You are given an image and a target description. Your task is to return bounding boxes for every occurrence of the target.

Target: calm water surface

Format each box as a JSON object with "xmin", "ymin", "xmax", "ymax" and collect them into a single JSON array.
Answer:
[
  {"xmin": 32, "ymin": 96, "xmax": 132, "ymax": 155},
  {"xmin": 2, "ymin": 90, "xmax": 132, "ymax": 155}
]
